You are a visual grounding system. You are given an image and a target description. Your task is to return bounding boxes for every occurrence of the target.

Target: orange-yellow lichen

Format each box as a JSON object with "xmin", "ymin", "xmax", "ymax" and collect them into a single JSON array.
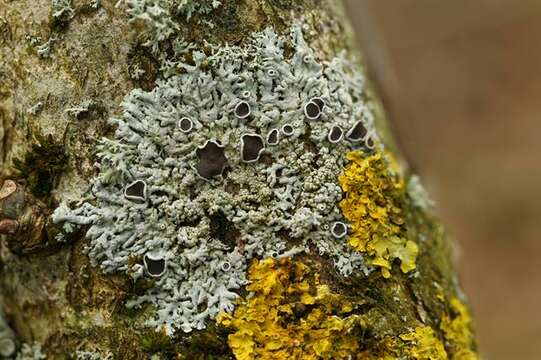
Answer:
[
  {"xmin": 399, "ymin": 326, "xmax": 448, "ymax": 360},
  {"xmin": 339, "ymin": 151, "xmax": 418, "ymax": 278},
  {"xmin": 361, "ymin": 322, "xmax": 477, "ymax": 360},
  {"xmin": 358, "ymin": 326, "xmax": 448, "ymax": 360},
  {"xmin": 217, "ymin": 258, "xmax": 364, "ymax": 360},
  {"xmin": 441, "ymin": 298, "xmax": 478, "ymax": 360}
]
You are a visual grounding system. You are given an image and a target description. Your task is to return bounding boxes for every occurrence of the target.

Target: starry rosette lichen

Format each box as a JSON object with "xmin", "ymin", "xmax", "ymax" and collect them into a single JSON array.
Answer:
[{"xmin": 53, "ymin": 25, "xmax": 384, "ymax": 334}]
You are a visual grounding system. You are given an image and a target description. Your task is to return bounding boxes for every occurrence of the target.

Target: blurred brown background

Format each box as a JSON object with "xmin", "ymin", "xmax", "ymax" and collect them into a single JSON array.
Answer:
[{"xmin": 345, "ymin": 1, "xmax": 541, "ymax": 359}]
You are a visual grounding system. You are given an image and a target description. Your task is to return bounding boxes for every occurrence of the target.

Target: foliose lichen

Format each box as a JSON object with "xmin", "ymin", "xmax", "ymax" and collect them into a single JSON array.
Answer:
[
  {"xmin": 339, "ymin": 151, "xmax": 419, "ymax": 278},
  {"xmin": 122, "ymin": 0, "xmax": 222, "ymax": 51},
  {"xmin": 52, "ymin": 24, "xmax": 382, "ymax": 334},
  {"xmin": 440, "ymin": 297, "xmax": 477, "ymax": 359},
  {"xmin": 398, "ymin": 326, "xmax": 448, "ymax": 359},
  {"xmin": 51, "ymin": 0, "xmax": 74, "ymax": 20},
  {"xmin": 14, "ymin": 343, "xmax": 46, "ymax": 360},
  {"xmin": 217, "ymin": 258, "xmax": 365, "ymax": 360}
]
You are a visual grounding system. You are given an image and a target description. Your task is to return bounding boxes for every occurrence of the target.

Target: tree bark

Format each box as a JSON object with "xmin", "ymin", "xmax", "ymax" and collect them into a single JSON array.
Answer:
[{"xmin": 0, "ymin": 0, "xmax": 479, "ymax": 359}]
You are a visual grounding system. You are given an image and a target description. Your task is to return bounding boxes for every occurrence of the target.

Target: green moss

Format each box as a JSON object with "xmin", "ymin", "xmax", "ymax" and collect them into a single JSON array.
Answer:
[
  {"xmin": 13, "ymin": 132, "xmax": 68, "ymax": 205},
  {"xmin": 141, "ymin": 328, "xmax": 174, "ymax": 355},
  {"xmin": 177, "ymin": 323, "xmax": 233, "ymax": 360}
]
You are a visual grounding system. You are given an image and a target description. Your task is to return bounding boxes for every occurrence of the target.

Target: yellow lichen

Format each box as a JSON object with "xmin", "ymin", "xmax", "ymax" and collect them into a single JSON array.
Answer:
[
  {"xmin": 399, "ymin": 326, "xmax": 448, "ymax": 360},
  {"xmin": 217, "ymin": 258, "xmax": 364, "ymax": 360},
  {"xmin": 358, "ymin": 326, "xmax": 448, "ymax": 360},
  {"xmin": 441, "ymin": 298, "xmax": 478, "ymax": 360},
  {"xmin": 339, "ymin": 151, "xmax": 418, "ymax": 278},
  {"xmin": 362, "ymin": 323, "xmax": 476, "ymax": 360}
]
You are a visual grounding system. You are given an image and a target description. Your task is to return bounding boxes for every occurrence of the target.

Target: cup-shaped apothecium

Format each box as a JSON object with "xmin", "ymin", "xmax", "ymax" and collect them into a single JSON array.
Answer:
[
  {"xmin": 331, "ymin": 221, "xmax": 348, "ymax": 239},
  {"xmin": 144, "ymin": 253, "xmax": 167, "ymax": 277},
  {"xmin": 124, "ymin": 180, "xmax": 147, "ymax": 203},
  {"xmin": 281, "ymin": 124, "xmax": 295, "ymax": 137},
  {"xmin": 328, "ymin": 126, "xmax": 344, "ymax": 143},
  {"xmin": 240, "ymin": 134, "xmax": 265, "ymax": 163},
  {"xmin": 178, "ymin": 117, "xmax": 194, "ymax": 133},
  {"xmin": 304, "ymin": 101, "xmax": 321, "ymax": 120},
  {"xmin": 234, "ymin": 101, "xmax": 251, "ymax": 119},
  {"xmin": 346, "ymin": 120, "xmax": 368, "ymax": 142},
  {"xmin": 195, "ymin": 140, "xmax": 227, "ymax": 180},
  {"xmin": 266, "ymin": 128, "xmax": 280, "ymax": 146}
]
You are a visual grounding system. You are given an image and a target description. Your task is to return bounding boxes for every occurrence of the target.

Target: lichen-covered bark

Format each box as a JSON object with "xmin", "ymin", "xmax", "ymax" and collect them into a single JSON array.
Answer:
[{"xmin": 0, "ymin": 0, "xmax": 478, "ymax": 359}]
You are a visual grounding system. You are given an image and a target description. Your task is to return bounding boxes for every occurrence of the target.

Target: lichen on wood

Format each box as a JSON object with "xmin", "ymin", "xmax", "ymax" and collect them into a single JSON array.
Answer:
[{"xmin": 0, "ymin": 0, "xmax": 479, "ymax": 358}]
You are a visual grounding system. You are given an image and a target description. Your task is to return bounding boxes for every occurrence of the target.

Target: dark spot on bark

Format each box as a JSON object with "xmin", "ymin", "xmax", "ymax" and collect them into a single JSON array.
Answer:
[
  {"xmin": 178, "ymin": 323, "xmax": 233, "ymax": 359},
  {"xmin": 141, "ymin": 328, "xmax": 174, "ymax": 354},
  {"xmin": 0, "ymin": 17, "xmax": 12, "ymax": 43},
  {"xmin": 209, "ymin": 211, "xmax": 240, "ymax": 250},
  {"xmin": 292, "ymin": 303, "xmax": 308, "ymax": 318},
  {"xmin": 225, "ymin": 180, "xmax": 240, "ymax": 195},
  {"xmin": 258, "ymin": 153, "xmax": 274, "ymax": 166},
  {"xmin": 127, "ymin": 44, "xmax": 160, "ymax": 91},
  {"xmin": 13, "ymin": 133, "xmax": 68, "ymax": 206},
  {"xmin": 210, "ymin": 3, "xmax": 242, "ymax": 41},
  {"xmin": 49, "ymin": 11, "xmax": 72, "ymax": 34}
]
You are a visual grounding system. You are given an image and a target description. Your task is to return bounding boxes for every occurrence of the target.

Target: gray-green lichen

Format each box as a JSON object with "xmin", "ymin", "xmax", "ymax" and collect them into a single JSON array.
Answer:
[
  {"xmin": 64, "ymin": 100, "xmax": 96, "ymax": 119},
  {"xmin": 0, "ymin": 0, "xmax": 480, "ymax": 357},
  {"xmin": 27, "ymin": 103, "xmax": 44, "ymax": 116},
  {"xmin": 123, "ymin": 0, "xmax": 222, "ymax": 51},
  {"xmin": 14, "ymin": 343, "xmax": 46, "ymax": 360},
  {"xmin": 75, "ymin": 350, "xmax": 112, "ymax": 360},
  {"xmin": 89, "ymin": 0, "xmax": 101, "ymax": 9},
  {"xmin": 52, "ymin": 24, "xmax": 380, "ymax": 335},
  {"xmin": 51, "ymin": 0, "xmax": 74, "ymax": 19},
  {"xmin": 407, "ymin": 174, "xmax": 435, "ymax": 211}
]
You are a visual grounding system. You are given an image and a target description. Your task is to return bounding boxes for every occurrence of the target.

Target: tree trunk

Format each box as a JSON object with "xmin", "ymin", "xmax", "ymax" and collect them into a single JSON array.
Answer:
[{"xmin": 0, "ymin": 0, "xmax": 479, "ymax": 359}]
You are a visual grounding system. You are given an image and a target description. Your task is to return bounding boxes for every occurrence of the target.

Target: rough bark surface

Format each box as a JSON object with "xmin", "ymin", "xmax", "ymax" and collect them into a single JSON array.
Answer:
[{"xmin": 0, "ymin": 0, "xmax": 478, "ymax": 359}]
